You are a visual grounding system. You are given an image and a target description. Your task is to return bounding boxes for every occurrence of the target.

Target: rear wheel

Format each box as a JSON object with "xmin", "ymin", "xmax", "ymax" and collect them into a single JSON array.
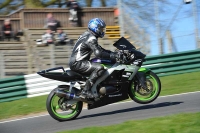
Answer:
[
  {"xmin": 46, "ymin": 87, "xmax": 83, "ymax": 121},
  {"xmin": 128, "ymin": 71, "xmax": 161, "ymax": 104}
]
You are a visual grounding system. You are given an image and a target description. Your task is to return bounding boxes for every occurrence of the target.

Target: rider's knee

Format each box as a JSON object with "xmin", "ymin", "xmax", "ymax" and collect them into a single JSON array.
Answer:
[
  {"xmin": 96, "ymin": 65, "xmax": 104, "ymax": 71},
  {"xmin": 96, "ymin": 65, "xmax": 105, "ymax": 77}
]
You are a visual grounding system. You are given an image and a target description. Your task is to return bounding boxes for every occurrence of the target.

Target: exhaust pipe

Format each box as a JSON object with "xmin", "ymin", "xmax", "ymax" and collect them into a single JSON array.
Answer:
[{"xmin": 55, "ymin": 90, "xmax": 93, "ymax": 104}]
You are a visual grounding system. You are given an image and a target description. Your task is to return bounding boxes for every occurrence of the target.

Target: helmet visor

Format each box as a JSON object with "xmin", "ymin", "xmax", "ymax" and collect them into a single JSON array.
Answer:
[{"xmin": 100, "ymin": 27, "xmax": 106, "ymax": 34}]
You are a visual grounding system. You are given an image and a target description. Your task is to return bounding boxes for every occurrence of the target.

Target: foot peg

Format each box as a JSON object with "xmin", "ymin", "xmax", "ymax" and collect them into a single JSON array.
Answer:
[{"xmin": 80, "ymin": 91, "xmax": 94, "ymax": 99}]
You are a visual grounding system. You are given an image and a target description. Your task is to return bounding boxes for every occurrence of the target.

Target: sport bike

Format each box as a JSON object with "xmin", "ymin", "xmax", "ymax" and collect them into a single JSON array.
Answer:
[{"xmin": 37, "ymin": 37, "xmax": 161, "ymax": 121}]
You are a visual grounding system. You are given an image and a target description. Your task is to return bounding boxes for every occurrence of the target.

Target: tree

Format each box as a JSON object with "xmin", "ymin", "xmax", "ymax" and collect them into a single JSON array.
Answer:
[
  {"xmin": 0, "ymin": 0, "xmax": 23, "ymax": 15},
  {"xmin": 85, "ymin": 0, "xmax": 106, "ymax": 7},
  {"xmin": 0, "ymin": 0, "xmax": 59, "ymax": 14},
  {"xmin": 24, "ymin": 0, "xmax": 58, "ymax": 8},
  {"xmin": 123, "ymin": 0, "xmax": 173, "ymax": 25},
  {"xmin": 85, "ymin": 0, "xmax": 93, "ymax": 7},
  {"xmin": 0, "ymin": 0, "xmax": 109, "ymax": 15}
]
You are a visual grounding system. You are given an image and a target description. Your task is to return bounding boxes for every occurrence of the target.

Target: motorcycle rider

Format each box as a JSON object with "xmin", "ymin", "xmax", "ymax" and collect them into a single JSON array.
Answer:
[{"xmin": 69, "ymin": 18, "xmax": 123, "ymax": 99}]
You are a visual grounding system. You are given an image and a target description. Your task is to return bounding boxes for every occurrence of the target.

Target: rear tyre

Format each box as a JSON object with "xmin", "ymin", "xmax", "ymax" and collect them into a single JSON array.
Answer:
[
  {"xmin": 46, "ymin": 88, "xmax": 83, "ymax": 121},
  {"xmin": 128, "ymin": 71, "xmax": 161, "ymax": 104}
]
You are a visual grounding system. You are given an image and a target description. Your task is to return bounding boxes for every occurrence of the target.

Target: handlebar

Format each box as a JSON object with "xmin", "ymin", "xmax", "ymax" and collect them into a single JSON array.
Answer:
[
  {"xmin": 117, "ymin": 49, "xmax": 146, "ymax": 65},
  {"xmin": 116, "ymin": 50, "xmax": 133, "ymax": 64}
]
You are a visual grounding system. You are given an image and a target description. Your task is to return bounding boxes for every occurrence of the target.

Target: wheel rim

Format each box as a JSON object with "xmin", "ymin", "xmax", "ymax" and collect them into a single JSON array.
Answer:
[
  {"xmin": 131, "ymin": 74, "xmax": 159, "ymax": 101},
  {"xmin": 50, "ymin": 94, "xmax": 79, "ymax": 119}
]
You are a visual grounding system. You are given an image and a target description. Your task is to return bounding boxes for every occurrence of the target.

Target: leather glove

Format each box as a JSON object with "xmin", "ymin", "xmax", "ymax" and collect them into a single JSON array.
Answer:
[{"xmin": 110, "ymin": 52, "xmax": 124, "ymax": 61}]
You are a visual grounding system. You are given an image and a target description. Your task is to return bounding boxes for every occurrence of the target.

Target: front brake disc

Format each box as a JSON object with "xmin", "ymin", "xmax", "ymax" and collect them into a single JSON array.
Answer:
[{"xmin": 137, "ymin": 79, "xmax": 153, "ymax": 96}]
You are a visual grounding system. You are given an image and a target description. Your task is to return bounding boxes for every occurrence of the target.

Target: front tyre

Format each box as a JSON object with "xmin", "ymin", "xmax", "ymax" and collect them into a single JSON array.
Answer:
[
  {"xmin": 46, "ymin": 88, "xmax": 83, "ymax": 121},
  {"xmin": 128, "ymin": 71, "xmax": 161, "ymax": 104}
]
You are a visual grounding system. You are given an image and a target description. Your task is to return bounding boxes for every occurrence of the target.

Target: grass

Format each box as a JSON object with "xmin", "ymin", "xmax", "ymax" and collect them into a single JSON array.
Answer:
[
  {"xmin": 159, "ymin": 71, "xmax": 200, "ymax": 96},
  {"xmin": 58, "ymin": 112, "xmax": 200, "ymax": 133},
  {"xmin": 0, "ymin": 95, "xmax": 47, "ymax": 120},
  {"xmin": 0, "ymin": 71, "xmax": 200, "ymax": 120}
]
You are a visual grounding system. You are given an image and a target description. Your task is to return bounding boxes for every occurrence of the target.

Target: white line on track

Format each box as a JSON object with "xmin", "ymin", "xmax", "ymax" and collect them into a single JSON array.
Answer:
[{"xmin": 0, "ymin": 91, "xmax": 200, "ymax": 124}]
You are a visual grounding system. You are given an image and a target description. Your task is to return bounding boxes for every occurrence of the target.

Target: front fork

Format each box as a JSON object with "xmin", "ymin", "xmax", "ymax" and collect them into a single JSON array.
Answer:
[{"xmin": 135, "ymin": 67, "xmax": 151, "ymax": 91}]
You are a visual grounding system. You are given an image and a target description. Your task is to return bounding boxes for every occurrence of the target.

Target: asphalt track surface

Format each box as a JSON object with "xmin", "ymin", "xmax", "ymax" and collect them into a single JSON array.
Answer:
[{"xmin": 0, "ymin": 91, "xmax": 200, "ymax": 133}]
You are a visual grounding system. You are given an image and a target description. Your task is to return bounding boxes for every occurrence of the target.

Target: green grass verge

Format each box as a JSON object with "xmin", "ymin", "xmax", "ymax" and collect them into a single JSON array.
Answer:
[
  {"xmin": 160, "ymin": 71, "xmax": 200, "ymax": 96},
  {"xmin": 0, "ymin": 71, "xmax": 200, "ymax": 120},
  {"xmin": 58, "ymin": 112, "xmax": 200, "ymax": 133},
  {"xmin": 0, "ymin": 95, "xmax": 47, "ymax": 120}
]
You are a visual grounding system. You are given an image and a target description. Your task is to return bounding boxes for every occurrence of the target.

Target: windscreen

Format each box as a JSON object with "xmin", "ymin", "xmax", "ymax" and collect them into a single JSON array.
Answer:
[{"xmin": 113, "ymin": 37, "xmax": 136, "ymax": 50}]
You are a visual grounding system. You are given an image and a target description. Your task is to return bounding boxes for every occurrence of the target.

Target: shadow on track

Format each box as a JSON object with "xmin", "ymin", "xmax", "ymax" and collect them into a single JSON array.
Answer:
[{"xmin": 77, "ymin": 102, "xmax": 183, "ymax": 120}]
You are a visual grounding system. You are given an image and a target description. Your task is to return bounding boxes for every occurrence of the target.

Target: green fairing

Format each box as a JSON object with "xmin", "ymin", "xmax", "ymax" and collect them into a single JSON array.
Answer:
[
  {"xmin": 138, "ymin": 67, "xmax": 151, "ymax": 73},
  {"xmin": 101, "ymin": 64, "xmax": 112, "ymax": 68}
]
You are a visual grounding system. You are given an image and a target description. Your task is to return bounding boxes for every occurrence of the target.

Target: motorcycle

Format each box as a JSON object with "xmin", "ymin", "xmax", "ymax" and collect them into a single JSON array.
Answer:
[{"xmin": 37, "ymin": 37, "xmax": 161, "ymax": 121}]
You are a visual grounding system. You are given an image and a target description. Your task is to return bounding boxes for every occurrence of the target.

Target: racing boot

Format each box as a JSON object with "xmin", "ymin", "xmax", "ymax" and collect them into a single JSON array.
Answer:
[{"xmin": 80, "ymin": 79, "xmax": 95, "ymax": 99}]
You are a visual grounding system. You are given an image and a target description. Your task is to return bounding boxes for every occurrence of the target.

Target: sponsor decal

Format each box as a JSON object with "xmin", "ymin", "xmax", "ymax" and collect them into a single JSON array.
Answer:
[
  {"xmin": 122, "ymin": 72, "xmax": 132, "ymax": 78},
  {"xmin": 122, "ymin": 75, "xmax": 129, "ymax": 78},
  {"xmin": 119, "ymin": 45, "xmax": 126, "ymax": 48},
  {"xmin": 109, "ymin": 93, "xmax": 122, "ymax": 97},
  {"xmin": 126, "ymin": 72, "xmax": 131, "ymax": 75}
]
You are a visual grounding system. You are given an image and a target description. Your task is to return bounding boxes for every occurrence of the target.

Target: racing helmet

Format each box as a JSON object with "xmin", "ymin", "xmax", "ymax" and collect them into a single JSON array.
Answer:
[{"xmin": 88, "ymin": 18, "xmax": 106, "ymax": 38}]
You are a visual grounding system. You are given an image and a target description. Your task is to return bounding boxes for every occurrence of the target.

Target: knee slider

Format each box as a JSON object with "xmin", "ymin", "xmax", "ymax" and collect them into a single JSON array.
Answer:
[
  {"xmin": 96, "ymin": 65, "xmax": 104, "ymax": 71},
  {"xmin": 90, "ymin": 65, "xmax": 105, "ymax": 82},
  {"xmin": 97, "ymin": 69, "xmax": 105, "ymax": 77},
  {"xmin": 96, "ymin": 66, "xmax": 105, "ymax": 77}
]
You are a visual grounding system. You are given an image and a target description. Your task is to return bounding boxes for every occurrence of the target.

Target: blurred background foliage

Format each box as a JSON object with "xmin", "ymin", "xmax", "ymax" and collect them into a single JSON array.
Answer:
[{"xmin": 0, "ymin": 0, "xmax": 107, "ymax": 15}]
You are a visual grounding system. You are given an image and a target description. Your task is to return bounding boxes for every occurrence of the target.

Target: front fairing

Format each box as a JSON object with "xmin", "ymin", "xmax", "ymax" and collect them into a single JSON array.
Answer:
[
  {"xmin": 113, "ymin": 37, "xmax": 146, "ymax": 62},
  {"xmin": 108, "ymin": 63, "xmax": 140, "ymax": 81},
  {"xmin": 138, "ymin": 67, "xmax": 151, "ymax": 73},
  {"xmin": 113, "ymin": 37, "xmax": 136, "ymax": 50}
]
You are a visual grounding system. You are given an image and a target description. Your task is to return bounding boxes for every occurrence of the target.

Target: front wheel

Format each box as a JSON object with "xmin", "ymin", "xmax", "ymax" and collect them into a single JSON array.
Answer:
[
  {"xmin": 46, "ymin": 88, "xmax": 83, "ymax": 121},
  {"xmin": 128, "ymin": 71, "xmax": 161, "ymax": 104}
]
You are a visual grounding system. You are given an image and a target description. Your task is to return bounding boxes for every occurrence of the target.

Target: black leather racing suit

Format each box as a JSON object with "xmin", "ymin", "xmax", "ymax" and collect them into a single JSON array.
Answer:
[{"xmin": 69, "ymin": 30, "xmax": 116, "ymax": 93}]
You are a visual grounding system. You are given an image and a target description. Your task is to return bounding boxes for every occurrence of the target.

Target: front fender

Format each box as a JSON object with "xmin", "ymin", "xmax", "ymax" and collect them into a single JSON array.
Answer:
[{"xmin": 138, "ymin": 67, "xmax": 151, "ymax": 73}]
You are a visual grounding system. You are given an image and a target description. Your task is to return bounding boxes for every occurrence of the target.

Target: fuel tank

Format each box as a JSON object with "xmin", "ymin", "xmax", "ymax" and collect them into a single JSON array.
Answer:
[{"xmin": 90, "ymin": 58, "xmax": 115, "ymax": 66}]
